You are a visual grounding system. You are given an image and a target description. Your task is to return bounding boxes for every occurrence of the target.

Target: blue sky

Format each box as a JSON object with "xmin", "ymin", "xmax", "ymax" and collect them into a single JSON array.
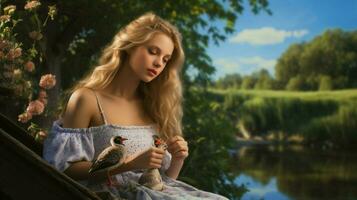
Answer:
[{"xmin": 205, "ymin": 0, "xmax": 357, "ymax": 80}]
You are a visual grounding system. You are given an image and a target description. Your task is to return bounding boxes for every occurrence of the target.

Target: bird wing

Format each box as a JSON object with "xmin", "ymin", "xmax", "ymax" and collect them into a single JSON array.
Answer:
[{"xmin": 89, "ymin": 146, "xmax": 125, "ymax": 173}]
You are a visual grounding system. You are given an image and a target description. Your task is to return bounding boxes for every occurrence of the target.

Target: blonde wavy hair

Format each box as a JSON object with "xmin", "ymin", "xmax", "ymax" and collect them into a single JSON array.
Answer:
[{"xmin": 63, "ymin": 12, "xmax": 185, "ymax": 140}]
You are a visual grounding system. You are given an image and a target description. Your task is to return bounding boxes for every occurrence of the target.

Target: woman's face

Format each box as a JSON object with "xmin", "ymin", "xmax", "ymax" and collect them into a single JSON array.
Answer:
[{"xmin": 128, "ymin": 33, "xmax": 174, "ymax": 82}]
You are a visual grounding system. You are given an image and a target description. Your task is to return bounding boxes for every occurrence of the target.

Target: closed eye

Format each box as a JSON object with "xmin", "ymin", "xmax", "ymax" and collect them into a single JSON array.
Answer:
[
  {"xmin": 148, "ymin": 45, "xmax": 171, "ymax": 64},
  {"xmin": 148, "ymin": 47, "xmax": 159, "ymax": 55}
]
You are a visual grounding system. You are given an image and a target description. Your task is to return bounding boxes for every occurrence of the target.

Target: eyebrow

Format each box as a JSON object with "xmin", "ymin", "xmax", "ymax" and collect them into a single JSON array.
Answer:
[{"xmin": 149, "ymin": 45, "xmax": 172, "ymax": 58}]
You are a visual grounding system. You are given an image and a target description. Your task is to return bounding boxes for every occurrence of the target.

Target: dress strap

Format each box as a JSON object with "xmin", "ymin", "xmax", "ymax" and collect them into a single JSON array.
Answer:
[{"xmin": 92, "ymin": 90, "xmax": 108, "ymax": 125}]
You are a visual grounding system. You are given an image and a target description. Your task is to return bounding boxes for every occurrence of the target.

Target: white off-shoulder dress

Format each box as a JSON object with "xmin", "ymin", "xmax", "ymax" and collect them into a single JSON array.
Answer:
[{"xmin": 42, "ymin": 92, "xmax": 228, "ymax": 200}]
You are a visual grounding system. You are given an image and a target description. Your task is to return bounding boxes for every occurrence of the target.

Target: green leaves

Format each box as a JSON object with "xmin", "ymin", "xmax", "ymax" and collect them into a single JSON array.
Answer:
[
  {"xmin": 276, "ymin": 29, "xmax": 357, "ymax": 90},
  {"xmin": 181, "ymin": 87, "xmax": 245, "ymax": 198}
]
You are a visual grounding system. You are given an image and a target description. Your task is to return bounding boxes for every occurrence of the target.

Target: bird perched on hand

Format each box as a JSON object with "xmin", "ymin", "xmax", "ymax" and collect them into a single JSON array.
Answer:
[
  {"xmin": 138, "ymin": 135, "xmax": 167, "ymax": 191},
  {"xmin": 89, "ymin": 136, "xmax": 127, "ymax": 186}
]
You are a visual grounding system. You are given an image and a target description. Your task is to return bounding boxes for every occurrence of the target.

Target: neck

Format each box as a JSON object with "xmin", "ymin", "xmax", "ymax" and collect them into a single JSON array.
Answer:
[{"xmin": 103, "ymin": 59, "xmax": 141, "ymax": 100}]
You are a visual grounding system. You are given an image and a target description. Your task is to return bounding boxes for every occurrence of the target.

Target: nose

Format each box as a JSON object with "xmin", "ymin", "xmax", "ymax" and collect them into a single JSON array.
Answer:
[{"xmin": 153, "ymin": 57, "xmax": 163, "ymax": 68}]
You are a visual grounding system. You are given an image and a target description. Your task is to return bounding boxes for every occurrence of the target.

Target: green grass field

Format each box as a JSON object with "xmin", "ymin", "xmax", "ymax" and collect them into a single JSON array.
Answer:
[
  {"xmin": 207, "ymin": 88, "xmax": 357, "ymax": 148},
  {"xmin": 209, "ymin": 88, "xmax": 357, "ymax": 101}
]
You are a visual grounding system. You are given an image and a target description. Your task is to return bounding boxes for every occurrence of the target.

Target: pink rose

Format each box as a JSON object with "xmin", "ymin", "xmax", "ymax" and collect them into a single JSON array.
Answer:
[
  {"xmin": 24, "ymin": 1, "xmax": 41, "ymax": 10},
  {"xmin": 39, "ymin": 74, "xmax": 56, "ymax": 89},
  {"xmin": 24, "ymin": 61, "xmax": 35, "ymax": 72},
  {"xmin": 14, "ymin": 48, "xmax": 22, "ymax": 57},
  {"xmin": 7, "ymin": 48, "xmax": 22, "ymax": 60},
  {"xmin": 18, "ymin": 112, "xmax": 32, "ymax": 123},
  {"xmin": 37, "ymin": 130, "xmax": 48, "ymax": 142},
  {"xmin": 26, "ymin": 100, "xmax": 44, "ymax": 115},
  {"xmin": 36, "ymin": 131, "xmax": 48, "ymax": 143},
  {"xmin": 0, "ymin": 15, "xmax": 10, "ymax": 22}
]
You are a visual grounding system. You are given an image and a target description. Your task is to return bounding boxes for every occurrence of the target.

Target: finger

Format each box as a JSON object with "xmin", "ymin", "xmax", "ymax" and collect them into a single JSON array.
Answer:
[
  {"xmin": 153, "ymin": 148, "xmax": 165, "ymax": 155},
  {"xmin": 169, "ymin": 144, "xmax": 188, "ymax": 155},
  {"xmin": 151, "ymin": 157, "xmax": 162, "ymax": 163},
  {"xmin": 152, "ymin": 152, "xmax": 164, "ymax": 159},
  {"xmin": 168, "ymin": 140, "xmax": 187, "ymax": 150},
  {"xmin": 150, "ymin": 158, "xmax": 162, "ymax": 165},
  {"xmin": 148, "ymin": 147, "xmax": 164, "ymax": 156},
  {"xmin": 176, "ymin": 140, "xmax": 188, "ymax": 147},
  {"xmin": 150, "ymin": 149, "xmax": 164, "ymax": 158},
  {"xmin": 167, "ymin": 136, "xmax": 183, "ymax": 145},
  {"xmin": 168, "ymin": 142, "xmax": 188, "ymax": 153}
]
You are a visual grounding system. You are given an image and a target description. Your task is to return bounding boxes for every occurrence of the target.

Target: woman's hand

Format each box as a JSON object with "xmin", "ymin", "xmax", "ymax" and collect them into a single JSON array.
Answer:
[
  {"xmin": 167, "ymin": 136, "xmax": 189, "ymax": 161},
  {"xmin": 126, "ymin": 147, "xmax": 165, "ymax": 170}
]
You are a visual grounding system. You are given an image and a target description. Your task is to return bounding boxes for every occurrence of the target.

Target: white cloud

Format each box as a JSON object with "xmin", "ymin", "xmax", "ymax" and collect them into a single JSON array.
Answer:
[
  {"xmin": 239, "ymin": 56, "xmax": 277, "ymax": 71},
  {"xmin": 214, "ymin": 58, "xmax": 242, "ymax": 74},
  {"xmin": 229, "ymin": 27, "xmax": 308, "ymax": 45},
  {"xmin": 213, "ymin": 56, "xmax": 277, "ymax": 79}
]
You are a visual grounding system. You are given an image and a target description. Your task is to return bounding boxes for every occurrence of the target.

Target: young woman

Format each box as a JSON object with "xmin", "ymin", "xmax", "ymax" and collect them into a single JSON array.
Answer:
[{"xmin": 43, "ymin": 12, "xmax": 228, "ymax": 199}]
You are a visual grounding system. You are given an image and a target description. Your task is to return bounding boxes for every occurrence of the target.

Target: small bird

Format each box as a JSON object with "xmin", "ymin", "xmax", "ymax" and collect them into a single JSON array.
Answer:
[
  {"xmin": 138, "ymin": 135, "xmax": 167, "ymax": 191},
  {"xmin": 89, "ymin": 136, "xmax": 127, "ymax": 186}
]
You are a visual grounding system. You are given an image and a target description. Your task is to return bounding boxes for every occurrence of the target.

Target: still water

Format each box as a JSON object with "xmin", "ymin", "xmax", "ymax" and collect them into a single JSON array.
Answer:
[{"xmin": 232, "ymin": 145, "xmax": 357, "ymax": 200}]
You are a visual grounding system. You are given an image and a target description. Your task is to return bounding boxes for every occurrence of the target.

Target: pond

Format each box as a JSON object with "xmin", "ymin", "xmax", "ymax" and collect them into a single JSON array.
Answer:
[{"xmin": 231, "ymin": 145, "xmax": 357, "ymax": 200}]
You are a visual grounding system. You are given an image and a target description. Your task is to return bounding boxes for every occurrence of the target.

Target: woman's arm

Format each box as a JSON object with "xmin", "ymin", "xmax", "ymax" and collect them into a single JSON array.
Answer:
[
  {"xmin": 64, "ymin": 161, "xmax": 105, "ymax": 181},
  {"xmin": 61, "ymin": 88, "xmax": 98, "ymax": 180},
  {"xmin": 165, "ymin": 159, "xmax": 185, "ymax": 179},
  {"xmin": 165, "ymin": 136, "xmax": 189, "ymax": 179}
]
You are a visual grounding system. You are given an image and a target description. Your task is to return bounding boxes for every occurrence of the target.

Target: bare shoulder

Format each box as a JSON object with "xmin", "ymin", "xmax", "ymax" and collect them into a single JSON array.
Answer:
[{"xmin": 62, "ymin": 88, "xmax": 97, "ymax": 128}]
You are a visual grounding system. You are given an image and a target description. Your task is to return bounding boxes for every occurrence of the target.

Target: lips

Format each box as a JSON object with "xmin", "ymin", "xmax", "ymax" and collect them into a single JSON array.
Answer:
[{"xmin": 148, "ymin": 69, "xmax": 157, "ymax": 75}]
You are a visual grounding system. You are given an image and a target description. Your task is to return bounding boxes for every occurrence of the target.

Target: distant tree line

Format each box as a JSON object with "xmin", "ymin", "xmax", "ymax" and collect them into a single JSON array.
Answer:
[{"xmin": 212, "ymin": 29, "xmax": 357, "ymax": 90}]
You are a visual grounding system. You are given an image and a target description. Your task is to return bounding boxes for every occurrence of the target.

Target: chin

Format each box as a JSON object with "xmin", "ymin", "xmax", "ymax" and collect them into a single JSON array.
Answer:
[{"xmin": 142, "ymin": 77, "xmax": 155, "ymax": 83}]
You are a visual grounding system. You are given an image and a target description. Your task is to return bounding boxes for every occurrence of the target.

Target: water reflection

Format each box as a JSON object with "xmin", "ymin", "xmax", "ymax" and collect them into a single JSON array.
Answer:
[
  {"xmin": 232, "ymin": 145, "xmax": 357, "ymax": 200},
  {"xmin": 235, "ymin": 174, "xmax": 290, "ymax": 200}
]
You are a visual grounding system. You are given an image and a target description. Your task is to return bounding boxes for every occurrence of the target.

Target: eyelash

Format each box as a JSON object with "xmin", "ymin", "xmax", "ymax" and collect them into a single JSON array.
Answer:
[
  {"xmin": 148, "ymin": 48, "xmax": 169, "ymax": 63},
  {"xmin": 148, "ymin": 48, "xmax": 157, "ymax": 55}
]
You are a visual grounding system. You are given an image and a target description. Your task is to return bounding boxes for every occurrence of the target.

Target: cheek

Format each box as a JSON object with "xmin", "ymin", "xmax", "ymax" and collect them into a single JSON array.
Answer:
[{"xmin": 130, "ymin": 51, "xmax": 150, "ymax": 69}]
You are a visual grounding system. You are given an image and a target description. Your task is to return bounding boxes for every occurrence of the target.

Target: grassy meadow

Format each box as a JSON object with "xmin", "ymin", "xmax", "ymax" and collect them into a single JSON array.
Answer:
[{"xmin": 208, "ymin": 88, "xmax": 357, "ymax": 148}]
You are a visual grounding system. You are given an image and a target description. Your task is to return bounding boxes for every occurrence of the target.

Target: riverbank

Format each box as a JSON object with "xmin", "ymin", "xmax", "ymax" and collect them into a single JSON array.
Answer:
[{"xmin": 208, "ymin": 88, "xmax": 357, "ymax": 149}]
